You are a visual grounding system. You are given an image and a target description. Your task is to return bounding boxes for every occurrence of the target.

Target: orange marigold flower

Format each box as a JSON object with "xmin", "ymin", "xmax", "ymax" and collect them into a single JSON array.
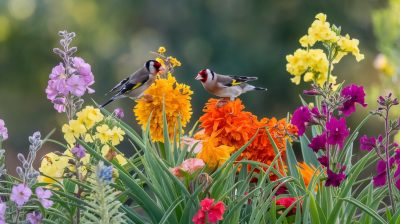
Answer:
[
  {"xmin": 133, "ymin": 74, "xmax": 193, "ymax": 142},
  {"xmin": 196, "ymin": 132, "xmax": 235, "ymax": 169},
  {"xmin": 298, "ymin": 162, "xmax": 321, "ymax": 190},
  {"xmin": 197, "ymin": 98, "xmax": 297, "ymax": 166}
]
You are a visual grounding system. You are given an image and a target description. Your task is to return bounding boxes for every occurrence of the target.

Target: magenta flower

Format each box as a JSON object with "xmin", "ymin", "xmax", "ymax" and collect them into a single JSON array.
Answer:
[
  {"xmin": 359, "ymin": 135, "xmax": 376, "ymax": 151},
  {"xmin": 326, "ymin": 117, "xmax": 349, "ymax": 149},
  {"xmin": 113, "ymin": 108, "xmax": 125, "ymax": 119},
  {"xmin": 291, "ymin": 106, "xmax": 312, "ymax": 136},
  {"xmin": 71, "ymin": 144, "xmax": 86, "ymax": 159},
  {"xmin": 10, "ymin": 184, "xmax": 32, "ymax": 206},
  {"xmin": 325, "ymin": 169, "xmax": 346, "ymax": 187},
  {"xmin": 35, "ymin": 187, "xmax": 53, "ymax": 209},
  {"xmin": 66, "ymin": 75, "xmax": 86, "ymax": 97},
  {"xmin": 308, "ymin": 134, "xmax": 326, "ymax": 152},
  {"xmin": 373, "ymin": 160, "xmax": 387, "ymax": 187},
  {"xmin": 339, "ymin": 84, "xmax": 367, "ymax": 116},
  {"xmin": 26, "ymin": 211, "xmax": 42, "ymax": 224},
  {"xmin": 0, "ymin": 119, "xmax": 8, "ymax": 141},
  {"xmin": 0, "ymin": 202, "xmax": 5, "ymax": 224},
  {"xmin": 318, "ymin": 156, "xmax": 329, "ymax": 167}
]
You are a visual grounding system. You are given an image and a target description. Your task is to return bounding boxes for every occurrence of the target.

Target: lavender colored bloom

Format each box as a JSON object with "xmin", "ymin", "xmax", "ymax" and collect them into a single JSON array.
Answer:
[
  {"xmin": 66, "ymin": 75, "xmax": 86, "ymax": 97},
  {"xmin": 325, "ymin": 169, "xmax": 346, "ymax": 187},
  {"xmin": 0, "ymin": 119, "xmax": 8, "ymax": 141},
  {"xmin": 35, "ymin": 187, "xmax": 53, "ymax": 209},
  {"xmin": 26, "ymin": 211, "xmax": 42, "ymax": 224},
  {"xmin": 71, "ymin": 144, "xmax": 86, "ymax": 159},
  {"xmin": 308, "ymin": 134, "xmax": 326, "ymax": 152},
  {"xmin": 339, "ymin": 84, "xmax": 367, "ymax": 116},
  {"xmin": 98, "ymin": 165, "xmax": 113, "ymax": 182},
  {"xmin": 72, "ymin": 57, "xmax": 95, "ymax": 93},
  {"xmin": 49, "ymin": 63, "xmax": 65, "ymax": 79},
  {"xmin": 10, "ymin": 184, "xmax": 32, "ymax": 206},
  {"xmin": 0, "ymin": 202, "xmax": 5, "ymax": 224},
  {"xmin": 291, "ymin": 106, "xmax": 312, "ymax": 136},
  {"xmin": 359, "ymin": 135, "xmax": 376, "ymax": 151},
  {"xmin": 373, "ymin": 160, "xmax": 387, "ymax": 187},
  {"xmin": 113, "ymin": 108, "xmax": 125, "ymax": 119},
  {"xmin": 326, "ymin": 117, "xmax": 349, "ymax": 149}
]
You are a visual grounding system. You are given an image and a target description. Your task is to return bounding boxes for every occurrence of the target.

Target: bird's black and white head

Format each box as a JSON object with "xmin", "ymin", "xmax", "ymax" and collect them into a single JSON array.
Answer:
[
  {"xmin": 145, "ymin": 60, "xmax": 163, "ymax": 75},
  {"xmin": 195, "ymin": 69, "xmax": 215, "ymax": 83}
]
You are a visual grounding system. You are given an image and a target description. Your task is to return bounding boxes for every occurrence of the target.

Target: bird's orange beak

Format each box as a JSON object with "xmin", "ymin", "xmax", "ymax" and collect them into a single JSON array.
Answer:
[
  {"xmin": 158, "ymin": 66, "xmax": 166, "ymax": 74},
  {"xmin": 195, "ymin": 74, "xmax": 202, "ymax": 80}
]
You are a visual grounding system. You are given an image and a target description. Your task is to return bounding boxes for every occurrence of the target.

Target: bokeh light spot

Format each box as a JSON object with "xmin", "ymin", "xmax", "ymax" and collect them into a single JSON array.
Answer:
[{"xmin": 8, "ymin": 0, "xmax": 36, "ymax": 20}]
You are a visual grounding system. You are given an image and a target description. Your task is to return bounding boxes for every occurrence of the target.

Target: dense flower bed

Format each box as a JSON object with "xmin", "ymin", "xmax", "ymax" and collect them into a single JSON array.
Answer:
[{"xmin": 0, "ymin": 12, "xmax": 399, "ymax": 224}]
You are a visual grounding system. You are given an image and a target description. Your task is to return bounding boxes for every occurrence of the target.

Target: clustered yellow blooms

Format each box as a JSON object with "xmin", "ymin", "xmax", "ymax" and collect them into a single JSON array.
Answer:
[
  {"xmin": 134, "ymin": 73, "xmax": 193, "ymax": 142},
  {"xmin": 38, "ymin": 106, "xmax": 127, "ymax": 184},
  {"xmin": 156, "ymin": 46, "xmax": 182, "ymax": 68},
  {"xmin": 196, "ymin": 133, "xmax": 235, "ymax": 169},
  {"xmin": 286, "ymin": 13, "xmax": 364, "ymax": 86}
]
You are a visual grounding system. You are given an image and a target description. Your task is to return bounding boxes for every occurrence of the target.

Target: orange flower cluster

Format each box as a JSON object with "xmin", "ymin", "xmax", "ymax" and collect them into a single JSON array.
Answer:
[{"xmin": 197, "ymin": 98, "xmax": 297, "ymax": 165}]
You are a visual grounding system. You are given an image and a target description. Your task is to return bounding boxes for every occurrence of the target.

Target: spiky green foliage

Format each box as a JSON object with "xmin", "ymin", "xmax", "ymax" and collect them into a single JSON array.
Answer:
[{"xmin": 82, "ymin": 162, "xmax": 128, "ymax": 224}]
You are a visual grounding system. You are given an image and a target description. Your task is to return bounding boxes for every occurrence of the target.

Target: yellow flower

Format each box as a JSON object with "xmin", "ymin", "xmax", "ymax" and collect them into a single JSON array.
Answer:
[
  {"xmin": 62, "ymin": 120, "xmax": 86, "ymax": 145},
  {"xmin": 196, "ymin": 134, "xmax": 235, "ymax": 169},
  {"xmin": 169, "ymin": 57, "xmax": 181, "ymax": 67},
  {"xmin": 38, "ymin": 152, "xmax": 69, "ymax": 184},
  {"xmin": 308, "ymin": 13, "xmax": 338, "ymax": 43},
  {"xmin": 109, "ymin": 126, "xmax": 125, "ymax": 146},
  {"xmin": 101, "ymin": 145, "xmax": 127, "ymax": 165},
  {"xmin": 95, "ymin": 124, "xmax": 111, "ymax": 144},
  {"xmin": 134, "ymin": 74, "xmax": 193, "ymax": 142},
  {"xmin": 374, "ymin": 54, "xmax": 395, "ymax": 77},
  {"xmin": 158, "ymin": 46, "xmax": 166, "ymax": 54},
  {"xmin": 299, "ymin": 35, "xmax": 316, "ymax": 48},
  {"xmin": 76, "ymin": 106, "xmax": 104, "ymax": 129},
  {"xmin": 337, "ymin": 34, "xmax": 364, "ymax": 62},
  {"xmin": 286, "ymin": 49, "xmax": 330, "ymax": 86}
]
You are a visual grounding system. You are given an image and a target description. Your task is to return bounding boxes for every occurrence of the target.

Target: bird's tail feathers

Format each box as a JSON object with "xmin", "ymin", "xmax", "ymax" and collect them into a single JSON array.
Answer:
[{"xmin": 254, "ymin": 86, "xmax": 267, "ymax": 91}]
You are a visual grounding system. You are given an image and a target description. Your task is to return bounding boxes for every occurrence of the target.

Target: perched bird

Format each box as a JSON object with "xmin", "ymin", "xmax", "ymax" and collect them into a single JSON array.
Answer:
[
  {"xmin": 195, "ymin": 68, "xmax": 267, "ymax": 101},
  {"xmin": 100, "ymin": 60, "xmax": 164, "ymax": 108}
]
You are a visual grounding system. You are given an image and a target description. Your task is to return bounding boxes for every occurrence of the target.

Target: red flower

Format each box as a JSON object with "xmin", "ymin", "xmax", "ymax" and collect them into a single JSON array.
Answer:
[
  {"xmin": 192, "ymin": 198, "xmax": 226, "ymax": 224},
  {"xmin": 275, "ymin": 197, "xmax": 300, "ymax": 215}
]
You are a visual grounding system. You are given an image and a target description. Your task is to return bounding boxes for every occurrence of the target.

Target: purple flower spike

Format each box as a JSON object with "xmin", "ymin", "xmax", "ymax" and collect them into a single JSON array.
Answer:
[
  {"xmin": 26, "ymin": 211, "xmax": 42, "ymax": 224},
  {"xmin": 0, "ymin": 119, "xmax": 8, "ymax": 141},
  {"xmin": 326, "ymin": 117, "xmax": 349, "ymax": 149},
  {"xmin": 318, "ymin": 156, "xmax": 329, "ymax": 167},
  {"xmin": 0, "ymin": 202, "xmax": 6, "ymax": 224},
  {"xmin": 359, "ymin": 135, "xmax": 376, "ymax": 151},
  {"xmin": 35, "ymin": 187, "xmax": 53, "ymax": 209},
  {"xmin": 325, "ymin": 169, "xmax": 346, "ymax": 187},
  {"xmin": 291, "ymin": 106, "xmax": 312, "ymax": 136},
  {"xmin": 339, "ymin": 84, "xmax": 367, "ymax": 116},
  {"xmin": 309, "ymin": 134, "xmax": 326, "ymax": 152},
  {"xmin": 71, "ymin": 144, "xmax": 86, "ymax": 159},
  {"xmin": 66, "ymin": 75, "xmax": 86, "ymax": 97},
  {"xmin": 10, "ymin": 184, "xmax": 32, "ymax": 207}
]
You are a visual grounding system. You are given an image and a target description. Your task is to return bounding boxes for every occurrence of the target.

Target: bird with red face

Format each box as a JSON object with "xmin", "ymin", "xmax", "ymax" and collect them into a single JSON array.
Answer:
[
  {"xmin": 100, "ymin": 60, "xmax": 164, "ymax": 108},
  {"xmin": 195, "ymin": 68, "xmax": 267, "ymax": 101}
]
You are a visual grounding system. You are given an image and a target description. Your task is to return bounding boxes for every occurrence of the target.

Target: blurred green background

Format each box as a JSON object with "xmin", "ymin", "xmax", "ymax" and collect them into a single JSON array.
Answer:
[{"xmin": 0, "ymin": 0, "xmax": 389, "ymax": 170}]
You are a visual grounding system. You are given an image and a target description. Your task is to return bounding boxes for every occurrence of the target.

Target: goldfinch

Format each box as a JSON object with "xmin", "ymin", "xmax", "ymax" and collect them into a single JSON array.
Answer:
[
  {"xmin": 195, "ymin": 68, "xmax": 267, "ymax": 101},
  {"xmin": 100, "ymin": 60, "xmax": 164, "ymax": 108}
]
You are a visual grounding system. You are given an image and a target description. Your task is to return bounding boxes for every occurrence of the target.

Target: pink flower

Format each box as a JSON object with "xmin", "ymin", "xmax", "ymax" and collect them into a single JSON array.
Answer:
[
  {"xmin": 35, "ymin": 187, "xmax": 53, "ymax": 209},
  {"xmin": 181, "ymin": 137, "xmax": 202, "ymax": 153},
  {"xmin": 0, "ymin": 119, "xmax": 8, "ymax": 141},
  {"xmin": 66, "ymin": 75, "xmax": 86, "ymax": 97},
  {"xmin": 359, "ymin": 135, "xmax": 376, "ymax": 151},
  {"xmin": 171, "ymin": 158, "xmax": 205, "ymax": 178},
  {"xmin": 49, "ymin": 63, "xmax": 65, "ymax": 79},
  {"xmin": 10, "ymin": 184, "xmax": 32, "ymax": 206},
  {"xmin": 113, "ymin": 108, "xmax": 125, "ymax": 119},
  {"xmin": 308, "ymin": 134, "xmax": 326, "ymax": 152},
  {"xmin": 192, "ymin": 198, "xmax": 225, "ymax": 224}
]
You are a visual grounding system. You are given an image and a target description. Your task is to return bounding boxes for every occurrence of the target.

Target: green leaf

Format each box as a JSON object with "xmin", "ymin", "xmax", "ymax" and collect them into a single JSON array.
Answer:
[{"xmin": 340, "ymin": 197, "xmax": 387, "ymax": 224}]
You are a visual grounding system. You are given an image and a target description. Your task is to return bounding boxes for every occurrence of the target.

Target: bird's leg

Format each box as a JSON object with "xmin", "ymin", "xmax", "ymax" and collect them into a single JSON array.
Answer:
[
  {"xmin": 141, "ymin": 94, "xmax": 154, "ymax": 103},
  {"xmin": 216, "ymin": 97, "xmax": 229, "ymax": 108}
]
